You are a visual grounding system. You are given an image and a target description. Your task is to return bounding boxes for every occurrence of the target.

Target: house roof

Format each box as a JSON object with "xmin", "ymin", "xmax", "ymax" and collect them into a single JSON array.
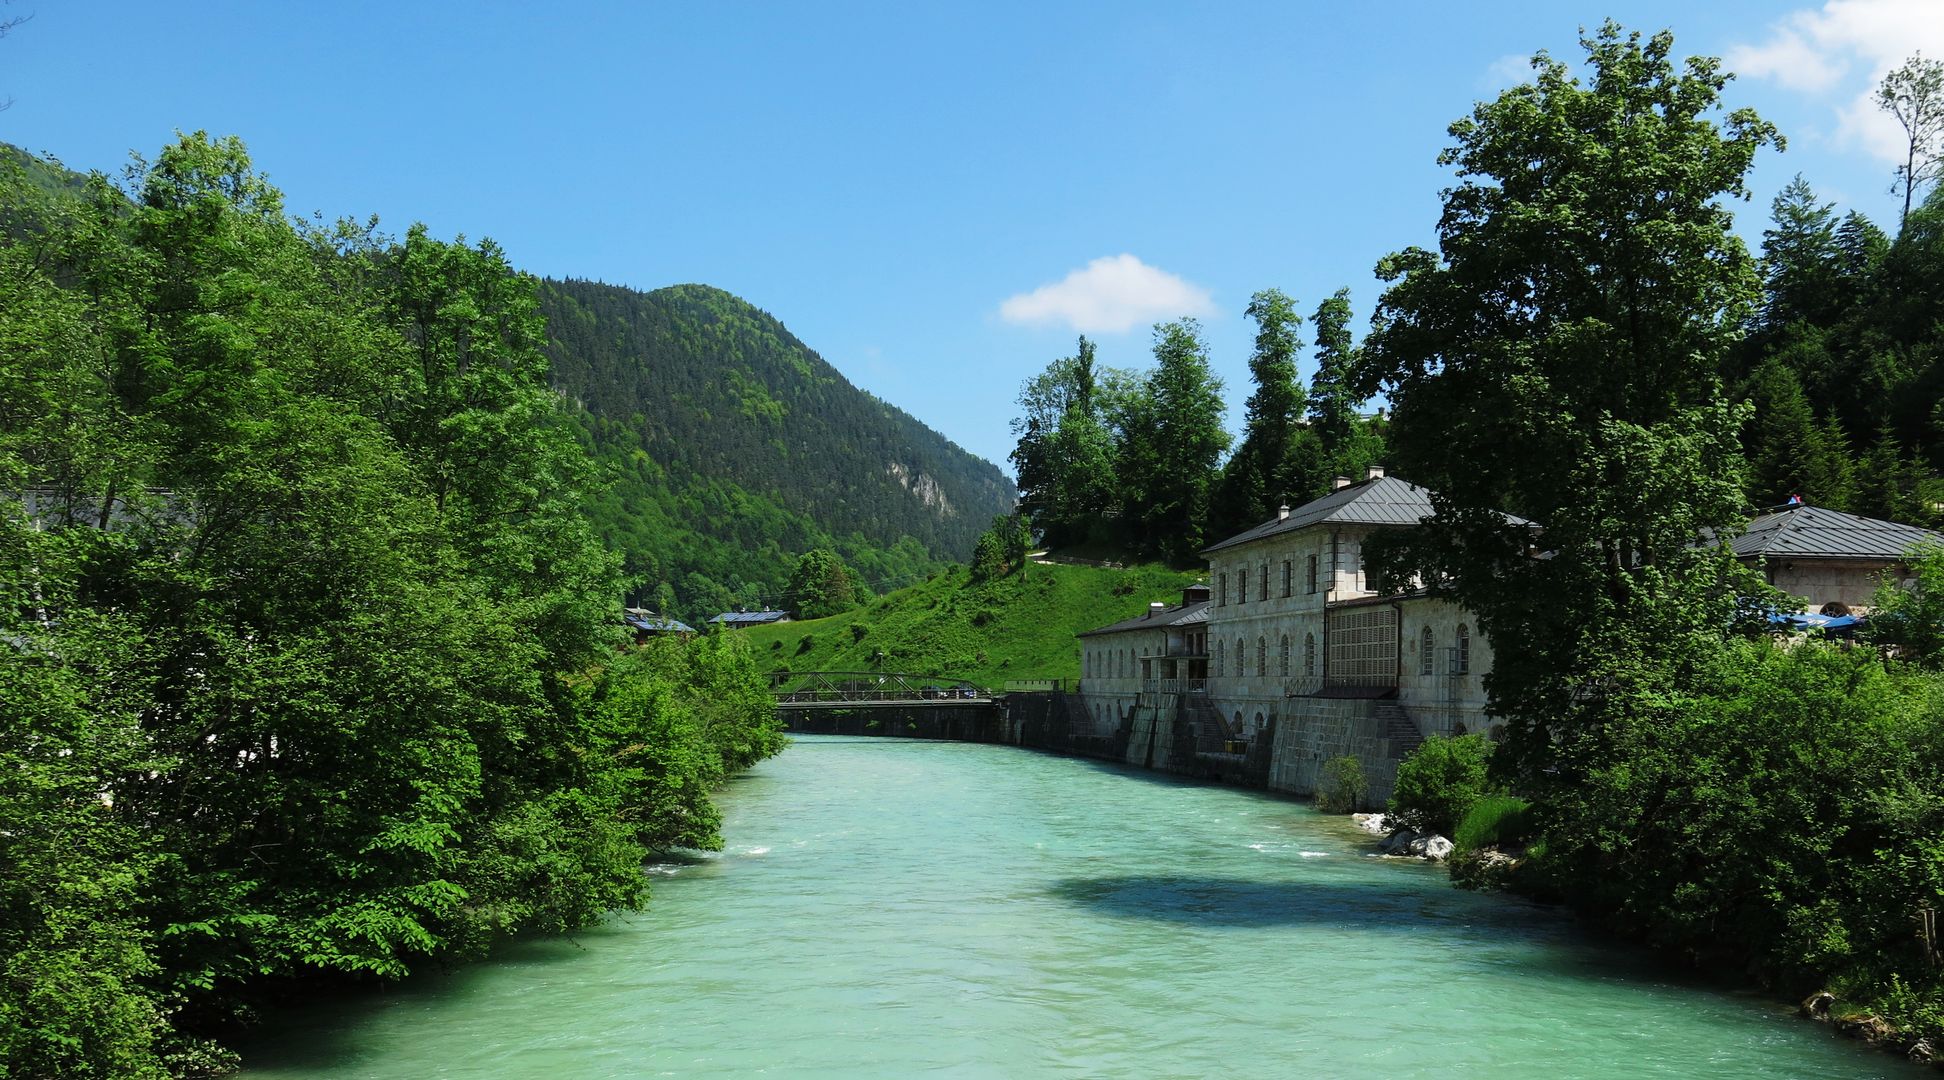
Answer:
[
  {"xmin": 1201, "ymin": 475, "xmax": 1531, "ymax": 555},
  {"xmin": 1078, "ymin": 599, "xmax": 1212, "ymax": 638},
  {"xmin": 625, "ymin": 614, "xmax": 695, "ymax": 634},
  {"xmin": 1732, "ymin": 504, "xmax": 1943, "ymax": 562},
  {"xmin": 708, "ymin": 610, "xmax": 791, "ymax": 626}
]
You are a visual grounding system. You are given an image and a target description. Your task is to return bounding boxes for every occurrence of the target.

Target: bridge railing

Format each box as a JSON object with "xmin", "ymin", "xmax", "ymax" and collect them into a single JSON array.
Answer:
[{"xmin": 769, "ymin": 671, "xmax": 993, "ymax": 704}]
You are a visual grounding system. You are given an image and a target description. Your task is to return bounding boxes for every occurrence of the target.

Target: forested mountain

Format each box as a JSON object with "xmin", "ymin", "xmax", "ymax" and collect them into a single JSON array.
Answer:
[{"xmin": 541, "ymin": 280, "xmax": 1016, "ymax": 620}]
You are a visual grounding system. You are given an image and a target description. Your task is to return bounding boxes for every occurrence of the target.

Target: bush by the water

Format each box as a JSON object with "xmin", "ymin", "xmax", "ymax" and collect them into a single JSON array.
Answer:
[
  {"xmin": 1524, "ymin": 639, "xmax": 1944, "ymax": 1035},
  {"xmin": 1315, "ymin": 755, "xmax": 1369, "ymax": 813},
  {"xmin": 1452, "ymin": 794, "xmax": 1532, "ymax": 853},
  {"xmin": 1389, "ymin": 734, "xmax": 1492, "ymax": 836}
]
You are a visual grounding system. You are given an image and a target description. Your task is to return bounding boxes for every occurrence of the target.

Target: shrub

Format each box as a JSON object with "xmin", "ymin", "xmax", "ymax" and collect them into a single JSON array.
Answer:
[
  {"xmin": 1452, "ymin": 794, "xmax": 1532, "ymax": 853},
  {"xmin": 1315, "ymin": 755, "xmax": 1369, "ymax": 813},
  {"xmin": 794, "ymin": 634, "xmax": 815, "ymax": 656},
  {"xmin": 1389, "ymin": 734, "xmax": 1492, "ymax": 836},
  {"xmin": 850, "ymin": 624, "xmax": 868, "ymax": 643}
]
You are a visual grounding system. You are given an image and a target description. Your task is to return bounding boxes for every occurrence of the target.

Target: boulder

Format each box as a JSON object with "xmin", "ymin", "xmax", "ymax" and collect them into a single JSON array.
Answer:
[
  {"xmin": 1419, "ymin": 835, "xmax": 1454, "ymax": 861},
  {"xmin": 1908, "ymin": 1038, "xmax": 1935, "ymax": 1064},
  {"xmin": 1378, "ymin": 829, "xmax": 1418, "ymax": 855},
  {"xmin": 1800, "ymin": 992, "xmax": 1834, "ymax": 1021},
  {"xmin": 1351, "ymin": 812, "xmax": 1391, "ymax": 837}
]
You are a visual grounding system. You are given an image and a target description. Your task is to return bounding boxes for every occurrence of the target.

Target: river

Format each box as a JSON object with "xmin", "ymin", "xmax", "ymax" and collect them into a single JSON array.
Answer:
[{"xmin": 240, "ymin": 735, "xmax": 1918, "ymax": 1078}]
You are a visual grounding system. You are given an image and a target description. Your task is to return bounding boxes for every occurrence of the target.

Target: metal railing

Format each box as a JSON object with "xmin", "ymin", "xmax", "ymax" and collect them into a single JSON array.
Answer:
[{"xmin": 770, "ymin": 670, "xmax": 991, "ymax": 704}]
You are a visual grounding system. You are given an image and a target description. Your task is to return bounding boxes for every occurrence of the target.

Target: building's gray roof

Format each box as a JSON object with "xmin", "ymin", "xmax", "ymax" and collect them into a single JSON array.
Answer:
[
  {"xmin": 626, "ymin": 614, "xmax": 695, "ymax": 634},
  {"xmin": 708, "ymin": 610, "xmax": 791, "ymax": 626},
  {"xmin": 1732, "ymin": 504, "xmax": 1943, "ymax": 561},
  {"xmin": 1078, "ymin": 599, "xmax": 1212, "ymax": 638},
  {"xmin": 1201, "ymin": 475, "xmax": 1531, "ymax": 555}
]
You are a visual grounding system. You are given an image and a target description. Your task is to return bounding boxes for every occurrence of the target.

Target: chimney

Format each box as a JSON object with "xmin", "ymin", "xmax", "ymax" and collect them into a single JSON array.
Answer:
[
  {"xmin": 1277, "ymin": 503, "xmax": 1291, "ymax": 521},
  {"xmin": 1147, "ymin": 602, "xmax": 1166, "ymax": 619},
  {"xmin": 1333, "ymin": 475, "xmax": 1353, "ymax": 491},
  {"xmin": 1183, "ymin": 583, "xmax": 1211, "ymax": 605},
  {"xmin": 1366, "ymin": 463, "xmax": 1386, "ymax": 481}
]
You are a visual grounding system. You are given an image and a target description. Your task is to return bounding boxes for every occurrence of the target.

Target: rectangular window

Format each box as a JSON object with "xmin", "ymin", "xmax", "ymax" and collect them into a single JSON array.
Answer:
[
  {"xmin": 1306, "ymin": 554, "xmax": 1318, "ymax": 595},
  {"xmin": 1282, "ymin": 560, "xmax": 1292, "ymax": 598},
  {"xmin": 1238, "ymin": 569, "xmax": 1248, "ymax": 604},
  {"xmin": 1219, "ymin": 573, "xmax": 1227, "ymax": 607},
  {"xmin": 1259, "ymin": 564, "xmax": 1268, "ymax": 602}
]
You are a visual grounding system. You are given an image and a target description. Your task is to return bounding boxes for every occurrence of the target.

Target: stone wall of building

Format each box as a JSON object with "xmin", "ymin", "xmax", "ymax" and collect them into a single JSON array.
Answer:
[
  {"xmin": 1264, "ymin": 697, "xmax": 1405, "ymax": 807},
  {"xmin": 1395, "ymin": 596, "xmax": 1497, "ymax": 739},
  {"xmin": 1766, "ymin": 559, "xmax": 1904, "ymax": 612}
]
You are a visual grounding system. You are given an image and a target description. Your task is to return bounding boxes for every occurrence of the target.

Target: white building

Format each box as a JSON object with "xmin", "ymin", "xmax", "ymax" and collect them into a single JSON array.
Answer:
[{"xmin": 1073, "ymin": 466, "xmax": 1510, "ymax": 799}]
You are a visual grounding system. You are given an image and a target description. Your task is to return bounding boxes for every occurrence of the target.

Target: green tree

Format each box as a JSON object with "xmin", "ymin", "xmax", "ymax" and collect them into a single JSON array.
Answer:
[
  {"xmin": 1215, "ymin": 289, "xmax": 1306, "ymax": 534},
  {"xmin": 1756, "ymin": 176, "xmax": 1842, "ymax": 342},
  {"xmin": 1868, "ymin": 543, "xmax": 1944, "ymax": 667},
  {"xmin": 1358, "ymin": 24, "xmax": 1779, "ymax": 793},
  {"xmin": 1308, "ymin": 288, "xmax": 1359, "ymax": 455},
  {"xmin": 1876, "ymin": 53, "xmax": 1944, "ymax": 231},
  {"xmin": 1121, "ymin": 319, "xmax": 1229, "ymax": 562},
  {"xmin": 1742, "ymin": 358, "xmax": 1852, "ymax": 509},
  {"xmin": 785, "ymin": 548, "xmax": 860, "ymax": 619}
]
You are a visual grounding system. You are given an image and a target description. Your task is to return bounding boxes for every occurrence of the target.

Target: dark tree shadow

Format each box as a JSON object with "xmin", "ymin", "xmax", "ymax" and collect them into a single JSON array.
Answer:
[{"xmin": 1049, "ymin": 874, "xmax": 1550, "ymax": 932}]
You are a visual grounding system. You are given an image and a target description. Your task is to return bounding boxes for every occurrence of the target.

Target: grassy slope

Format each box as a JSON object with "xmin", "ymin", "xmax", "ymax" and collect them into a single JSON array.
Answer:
[{"xmin": 739, "ymin": 561, "xmax": 1203, "ymax": 688}]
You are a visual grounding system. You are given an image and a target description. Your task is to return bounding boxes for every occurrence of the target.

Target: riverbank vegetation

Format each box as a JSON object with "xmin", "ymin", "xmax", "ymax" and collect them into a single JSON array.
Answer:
[
  {"xmin": 1356, "ymin": 24, "xmax": 1944, "ymax": 1052},
  {"xmin": 0, "ymin": 136, "xmax": 782, "ymax": 1077},
  {"xmin": 741, "ymin": 560, "xmax": 1201, "ymax": 687}
]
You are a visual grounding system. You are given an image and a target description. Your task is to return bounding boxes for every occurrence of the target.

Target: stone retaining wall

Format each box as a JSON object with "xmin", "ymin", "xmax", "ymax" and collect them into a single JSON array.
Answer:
[{"xmin": 1265, "ymin": 698, "xmax": 1403, "ymax": 806}]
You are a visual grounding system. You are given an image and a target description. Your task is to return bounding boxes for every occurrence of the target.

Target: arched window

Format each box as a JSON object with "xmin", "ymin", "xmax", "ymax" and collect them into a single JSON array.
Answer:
[
  {"xmin": 1304, "ymin": 633, "xmax": 1316, "ymax": 677},
  {"xmin": 1215, "ymin": 639, "xmax": 1224, "ymax": 677},
  {"xmin": 1456, "ymin": 624, "xmax": 1471, "ymax": 674},
  {"xmin": 1257, "ymin": 636, "xmax": 1267, "ymax": 677},
  {"xmin": 1236, "ymin": 638, "xmax": 1246, "ymax": 677},
  {"xmin": 1279, "ymin": 634, "xmax": 1290, "ymax": 676},
  {"xmin": 1420, "ymin": 626, "xmax": 1434, "ymax": 676},
  {"xmin": 1306, "ymin": 554, "xmax": 1319, "ymax": 594},
  {"xmin": 1238, "ymin": 569, "xmax": 1248, "ymax": 603}
]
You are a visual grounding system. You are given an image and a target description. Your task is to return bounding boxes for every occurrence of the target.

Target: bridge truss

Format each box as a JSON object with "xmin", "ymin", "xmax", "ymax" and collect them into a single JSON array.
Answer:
[{"xmin": 771, "ymin": 670, "xmax": 992, "ymax": 707}]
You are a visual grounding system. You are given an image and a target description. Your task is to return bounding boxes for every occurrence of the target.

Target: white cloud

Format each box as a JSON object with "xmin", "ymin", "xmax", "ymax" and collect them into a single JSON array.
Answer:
[
  {"xmin": 1727, "ymin": 0, "xmax": 1944, "ymax": 162},
  {"xmin": 998, "ymin": 254, "xmax": 1214, "ymax": 334},
  {"xmin": 1480, "ymin": 53, "xmax": 1535, "ymax": 93}
]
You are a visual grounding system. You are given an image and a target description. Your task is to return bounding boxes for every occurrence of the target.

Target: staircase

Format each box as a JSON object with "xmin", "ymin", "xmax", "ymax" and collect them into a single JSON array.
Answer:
[
  {"xmin": 1178, "ymin": 693, "xmax": 1234, "ymax": 754},
  {"xmin": 1375, "ymin": 703, "xmax": 1425, "ymax": 757}
]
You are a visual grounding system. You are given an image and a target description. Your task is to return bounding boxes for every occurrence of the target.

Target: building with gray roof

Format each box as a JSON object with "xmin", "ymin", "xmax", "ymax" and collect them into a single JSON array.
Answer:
[{"xmin": 1733, "ymin": 503, "xmax": 1942, "ymax": 612}]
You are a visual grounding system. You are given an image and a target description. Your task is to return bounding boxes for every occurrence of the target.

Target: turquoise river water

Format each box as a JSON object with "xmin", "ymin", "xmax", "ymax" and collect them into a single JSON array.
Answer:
[{"xmin": 240, "ymin": 735, "xmax": 1922, "ymax": 1079}]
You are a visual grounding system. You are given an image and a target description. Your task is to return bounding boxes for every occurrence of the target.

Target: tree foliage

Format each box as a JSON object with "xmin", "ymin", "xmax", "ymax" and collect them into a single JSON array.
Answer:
[
  {"xmin": 1360, "ymin": 23, "xmax": 1778, "ymax": 792},
  {"xmin": 0, "ymin": 135, "xmax": 783, "ymax": 1077},
  {"xmin": 784, "ymin": 547, "xmax": 862, "ymax": 620}
]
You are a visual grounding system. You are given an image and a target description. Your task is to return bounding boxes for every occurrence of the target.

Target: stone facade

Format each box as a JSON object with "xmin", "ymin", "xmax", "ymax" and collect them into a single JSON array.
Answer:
[
  {"xmin": 1074, "ymin": 471, "xmax": 1504, "ymax": 802},
  {"xmin": 1764, "ymin": 558, "xmax": 1906, "ymax": 612}
]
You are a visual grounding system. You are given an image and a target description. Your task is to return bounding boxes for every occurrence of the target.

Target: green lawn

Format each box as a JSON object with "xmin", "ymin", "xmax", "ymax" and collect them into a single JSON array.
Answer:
[{"xmin": 738, "ymin": 561, "xmax": 1202, "ymax": 688}]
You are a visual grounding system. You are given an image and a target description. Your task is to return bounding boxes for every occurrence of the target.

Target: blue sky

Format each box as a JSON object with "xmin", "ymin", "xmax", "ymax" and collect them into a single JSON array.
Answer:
[{"xmin": 4, "ymin": 1, "xmax": 1935, "ymax": 471}]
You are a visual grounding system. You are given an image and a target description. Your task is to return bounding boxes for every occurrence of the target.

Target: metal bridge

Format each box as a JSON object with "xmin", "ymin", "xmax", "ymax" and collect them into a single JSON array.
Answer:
[{"xmin": 770, "ymin": 671, "xmax": 993, "ymax": 709}]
